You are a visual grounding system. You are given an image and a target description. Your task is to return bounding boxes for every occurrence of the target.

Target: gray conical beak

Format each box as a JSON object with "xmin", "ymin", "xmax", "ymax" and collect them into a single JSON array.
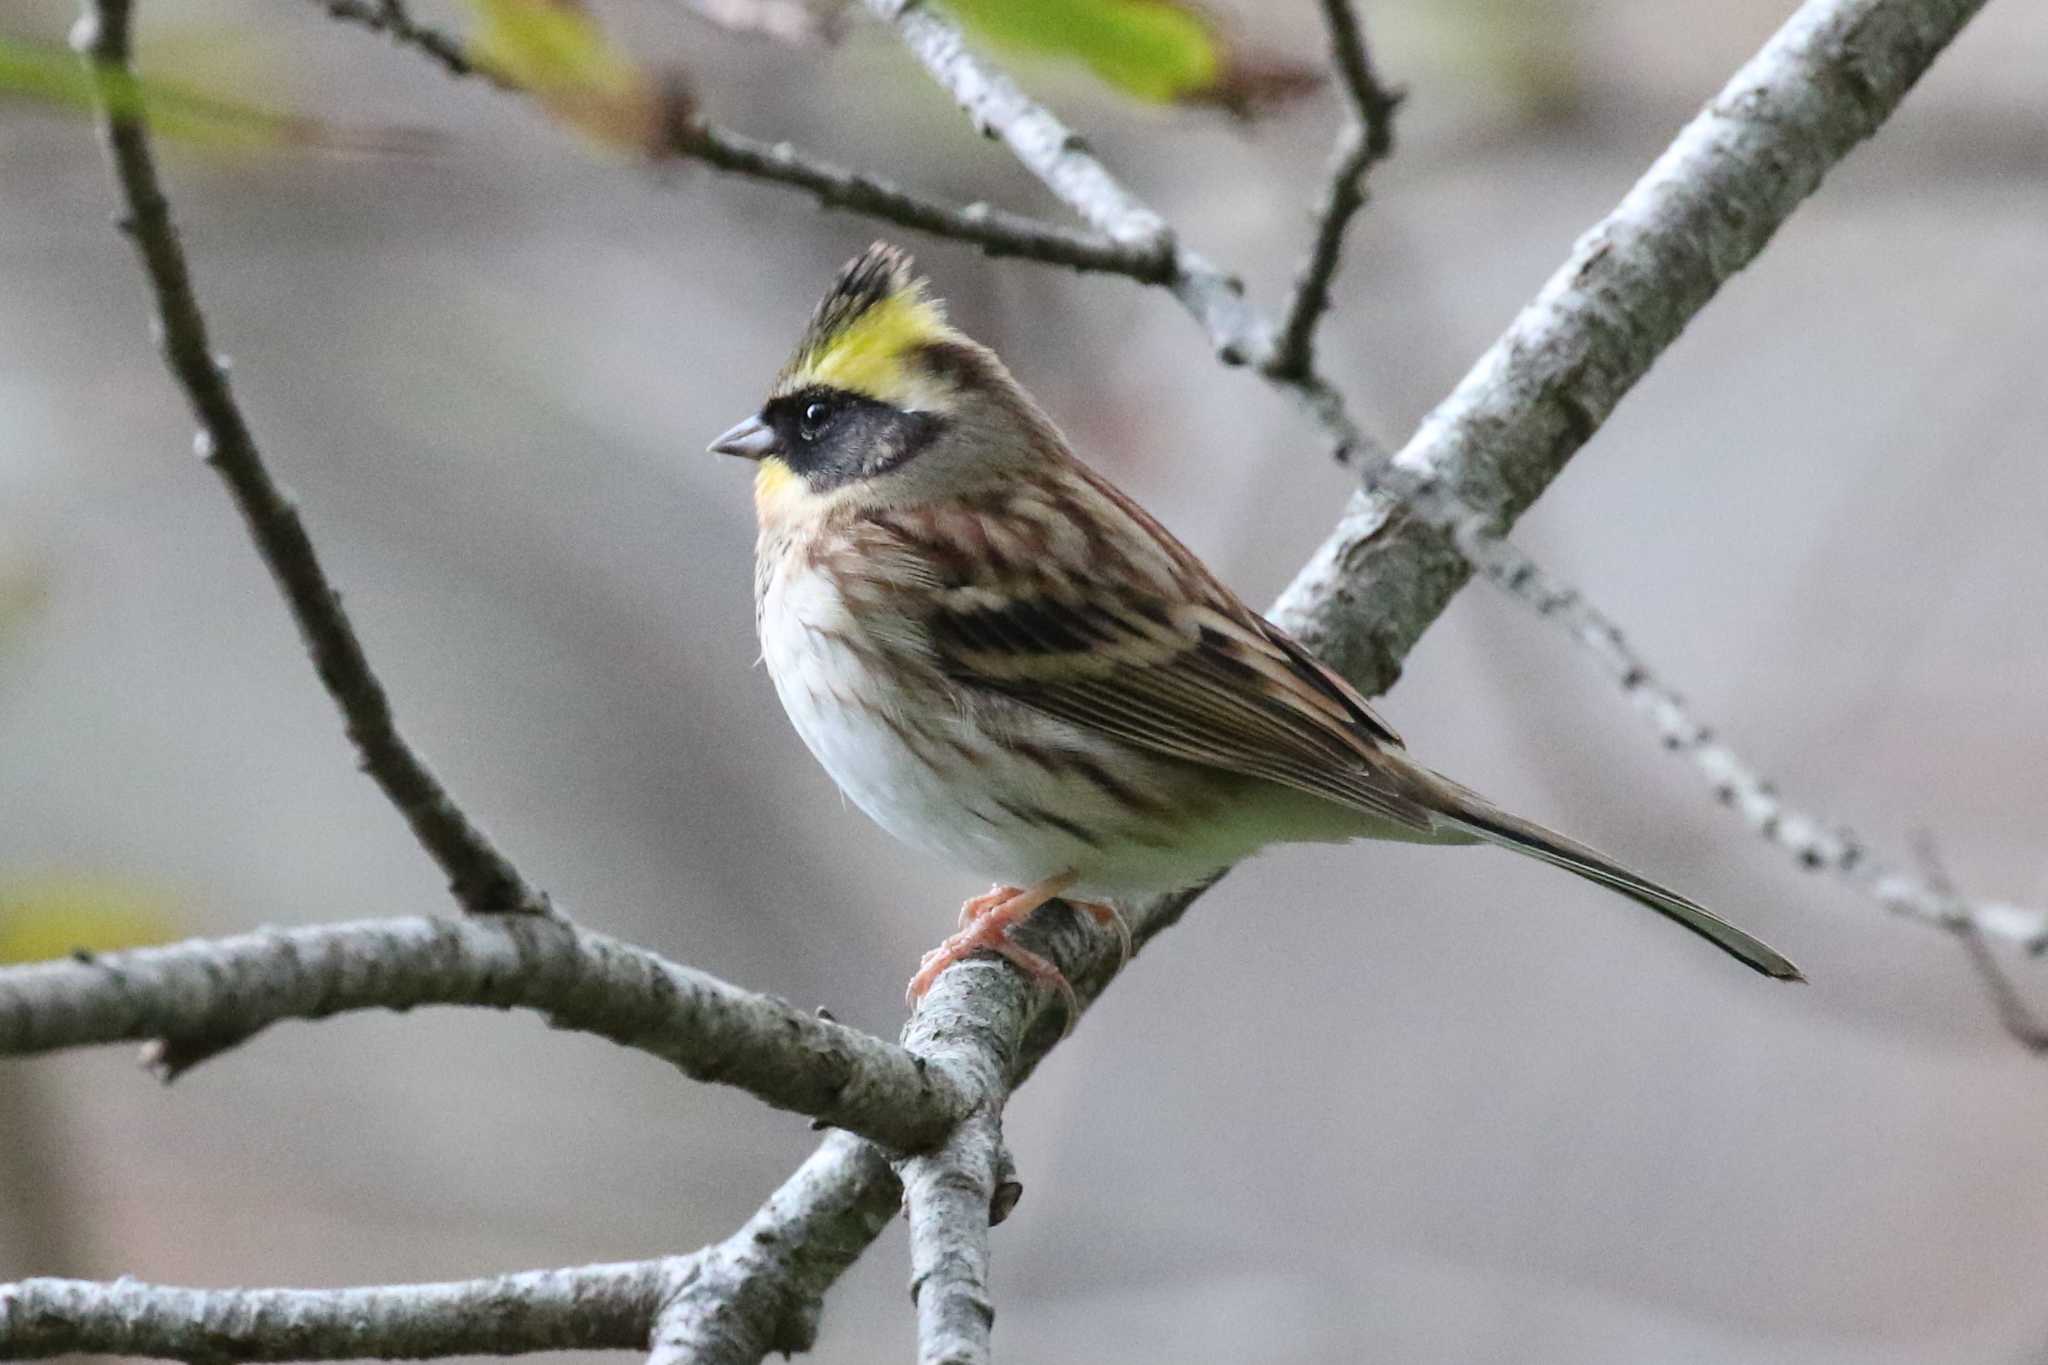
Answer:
[{"xmin": 709, "ymin": 413, "xmax": 783, "ymax": 461}]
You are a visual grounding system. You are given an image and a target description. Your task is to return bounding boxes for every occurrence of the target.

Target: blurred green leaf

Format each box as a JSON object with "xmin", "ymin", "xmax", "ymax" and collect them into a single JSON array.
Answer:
[
  {"xmin": 937, "ymin": 0, "xmax": 1320, "ymax": 113},
  {"xmin": 465, "ymin": 0, "xmax": 694, "ymax": 154},
  {"xmin": 468, "ymin": 0, "xmax": 641, "ymax": 98},
  {"xmin": 0, "ymin": 876, "xmax": 179, "ymax": 965},
  {"xmin": 0, "ymin": 37, "xmax": 437, "ymax": 153}
]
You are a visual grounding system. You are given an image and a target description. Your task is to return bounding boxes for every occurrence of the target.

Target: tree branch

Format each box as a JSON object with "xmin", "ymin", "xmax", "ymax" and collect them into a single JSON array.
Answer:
[
  {"xmin": 888, "ymin": 950, "xmax": 1033, "ymax": 1365},
  {"xmin": 319, "ymin": 0, "xmax": 488, "ymax": 83},
  {"xmin": 0, "ymin": 1136, "xmax": 907, "ymax": 1365},
  {"xmin": 0, "ymin": 916, "xmax": 970, "ymax": 1151},
  {"xmin": 899, "ymin": 1109, "xmax": 1002, "ymax": 1365},
  {"xmin": 22, "ymin": 0, "xmax": 2011, "ymax": 1361},
  {"xmin": 0, "ymin": 1259, "xmax": 684, "ymax": 1360},
  {"xmin": 647, "ymin": 1132, "xmax": 901, "ymax": 1365},
  {"xmin": 1275, "ymin": 0, "xmax": 1994, "ymax": 696},
  {"xmin": 304, "ymin": 0, "xmax": 1383, "ymax": 457},
  {"xmin": 307, "ymin": 0, "xmax": 1172, "ymax": 282},
  {"xmin": 670, "ymin": 121, "xmax": 1170, "ymax": 280},
  {"xmin": 74, "ymin": 0, "xmax": 548, "ymax": 919},
  {"xmin": 1913, "ymin": 834, "xmax": 2048, "ymax": 1052},
  {"xmin": 1449, "ymin": 527, "xmax": 2048, "ymax": 951},
  {"xmin": 656, "ymin": 0, "xmax": 2003, "ymax": 1352},
  {"xmin": 853, "ymin": 0, "xmax": 1380, "ymax": 459},
  {"xmin": 1265, "ymin": 0, "xmax": 1402, "ymax": 383}
]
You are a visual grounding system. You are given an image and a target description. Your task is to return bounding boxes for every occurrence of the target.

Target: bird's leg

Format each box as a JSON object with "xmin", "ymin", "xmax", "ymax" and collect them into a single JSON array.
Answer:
[
  {"xmin": 1070, "ymin": 898, "xmax": 1133, "ymax": 971},
  {"xmin": 957, "ymin": 883, "xmax": 1016, "ymax": 930},
  {"xmin": 909, "ymin": 871, "xmax": 1081, "ymax": 1018}
]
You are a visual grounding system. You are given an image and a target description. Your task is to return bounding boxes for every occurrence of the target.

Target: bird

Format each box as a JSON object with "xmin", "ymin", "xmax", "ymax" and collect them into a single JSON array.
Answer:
[{"xmin": 710, "ymin": 242, "xmax": 1801, "ymax": 1013}]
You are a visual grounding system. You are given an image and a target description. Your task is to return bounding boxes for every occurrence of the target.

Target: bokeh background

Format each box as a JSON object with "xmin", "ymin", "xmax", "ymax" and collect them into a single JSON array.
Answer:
[{"xmin": 4, "ymin": 0, "xmax": 2048, "ymax": 1360}]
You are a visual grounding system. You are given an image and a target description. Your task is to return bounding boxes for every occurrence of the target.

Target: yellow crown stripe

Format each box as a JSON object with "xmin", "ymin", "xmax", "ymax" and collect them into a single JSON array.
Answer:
[{"xmin": 799, "ymin": 290, "xmax": 954, "ymax": 401}]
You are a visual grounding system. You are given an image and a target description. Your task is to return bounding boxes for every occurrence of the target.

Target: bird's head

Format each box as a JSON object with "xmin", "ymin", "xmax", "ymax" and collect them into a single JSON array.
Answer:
[{"xmin": 709, "ymin": 243, "xmax": 1061, "ymax": 525}]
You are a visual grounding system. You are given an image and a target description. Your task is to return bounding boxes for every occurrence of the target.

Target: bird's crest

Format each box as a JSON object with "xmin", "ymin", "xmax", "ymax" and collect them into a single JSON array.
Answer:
[{"xmin": 777, "ymin": 243, "xmax": 960, "ymax": 405}]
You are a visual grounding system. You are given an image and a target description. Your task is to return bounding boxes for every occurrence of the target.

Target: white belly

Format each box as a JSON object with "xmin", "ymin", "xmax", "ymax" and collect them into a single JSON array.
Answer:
[{"xmin": 758, "ymin": 557, "xmax": 1329, "ymax": 898}]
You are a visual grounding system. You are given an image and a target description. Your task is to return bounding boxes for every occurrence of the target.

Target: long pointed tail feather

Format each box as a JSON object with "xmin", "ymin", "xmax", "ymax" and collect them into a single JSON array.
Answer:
[{"xmin": 1428, "ymin": 794, "xmax": 1802, "ymax": 982}]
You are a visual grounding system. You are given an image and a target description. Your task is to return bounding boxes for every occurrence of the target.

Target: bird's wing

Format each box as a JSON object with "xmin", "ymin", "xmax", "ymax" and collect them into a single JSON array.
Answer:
[{"xmin": 892, "ymin": 463, "xmax": 1435, "ymax": 834}]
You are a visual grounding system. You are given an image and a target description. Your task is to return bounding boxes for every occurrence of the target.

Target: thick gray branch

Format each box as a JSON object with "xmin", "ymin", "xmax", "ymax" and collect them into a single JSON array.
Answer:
[
  {"xmin": 648, "ymin": 1133, "xmax": 901, "ymax": 1365},
  {"xmin": 0, "ymin": 1260, "xmax": 683, "ymax": 1360},
  {"xmin": 0, "ymin": 1139, "xmax": 907, "ymax": 1365},
  {"xmin": 0, "ymin": 917, "xmax": 969, "ymax": 1151},
  {"xmin": 1275, "ymin": 0, "xmax": 1992, "ymax": 694},
  {"xmin": 899, "ymin": 1109, "xmax": 1002, "ymax": 1365},
  {"xmin": 74, "ymin": 0, "xmax": 547, "ymax": 918},
  {"xmin": 1265, "ymin": 0, "xmax": 2024, "ymax": 972},
  {"xmin": 888, "ymin": 956, "xmax": 1030, "ymax": 1365}
]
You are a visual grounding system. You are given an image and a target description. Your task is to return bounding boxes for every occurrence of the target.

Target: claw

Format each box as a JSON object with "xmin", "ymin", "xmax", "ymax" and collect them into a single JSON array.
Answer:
[
  {"xmin": 1072, "ymin": 898, "xmax": 1133, "ymax": 972},
  {"xmin": 909, "ymin": 872, "xmax": 1081, "ymax": 1027},
  {"xmin": 957, "ymin": 883, "xmax": 1015, "ymax": 930}
]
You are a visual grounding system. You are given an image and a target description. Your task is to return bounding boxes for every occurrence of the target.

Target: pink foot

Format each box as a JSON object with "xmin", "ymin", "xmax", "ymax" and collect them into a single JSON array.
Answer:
[
  {"xmin": 957, "ymin": 884, "xmax": 1015, "ymax": 930},
  {"xmin": 1071, "ymin": 899, "xmax": 1133, "ymax": 971},
  {"xmin": 908, "ymin": 874, "xmax": 1081, "ymax": 1022}
]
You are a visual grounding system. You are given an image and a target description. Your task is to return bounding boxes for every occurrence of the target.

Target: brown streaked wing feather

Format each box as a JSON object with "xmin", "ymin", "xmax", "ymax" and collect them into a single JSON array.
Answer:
[
  {"xmin": 907, "ymin": 459, "xmax": 1431, "ymax": 834},
  {"xmin": 1061, "ymin": 459, "xmax": 1403, "ymax": 750}
]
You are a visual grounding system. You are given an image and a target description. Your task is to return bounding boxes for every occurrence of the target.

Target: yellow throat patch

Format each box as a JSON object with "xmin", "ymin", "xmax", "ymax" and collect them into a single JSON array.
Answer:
[{"xmin": 753, "ymin": 455, "xmax": 801, "ymax": 519}]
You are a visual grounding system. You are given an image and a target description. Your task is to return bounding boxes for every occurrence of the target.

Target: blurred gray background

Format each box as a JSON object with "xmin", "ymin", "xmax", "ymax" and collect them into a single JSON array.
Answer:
[{"xmin": 3, "ymin": 0, "xmax": 2047, "ymax": 1360}]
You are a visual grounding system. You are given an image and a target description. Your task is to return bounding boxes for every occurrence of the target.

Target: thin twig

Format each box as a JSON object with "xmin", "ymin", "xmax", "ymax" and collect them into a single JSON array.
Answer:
[
  {"xmin": 0, "ymin": 916, "xmax": 972, "ymax": 1150},
  {"xmin": 304, "ymin": 0, "xmax": 1381, "ymax": 457},
  {"xmin": 73, "ymin": 0, "xmax": 549, "ymax": 918},
  {"xmin": 0, "ymin": 1259, "xmax": 685, "ymax": 1360},
  {"xmin": 1913, "ymin": 833, "xmax": 2048, "ymax": 1050},
  {"xmin": 1424, "ymin": 513, "xmax": 2048, "ymax": 952},
  {"xmin": 854, "ymin": 0, "xmax": 1379, "ymax": 459},
  {"xmin": 1265, "ymin": 0, "xmax": 1403, "ymax": 383},
  {"xmin": 305, "ymin": 0, "xmax": 1169, "ymax": 281},
  {"xmin": 862, "ymin": 0, "xmax": 1171, "ymax": 250},
  {"xmin": 320, "ymin": 0, "xmax": 492, "ymax": 83},
  {"xmin": 674, "ymin": 121, "xmax": 1170, "ymax": 279}
]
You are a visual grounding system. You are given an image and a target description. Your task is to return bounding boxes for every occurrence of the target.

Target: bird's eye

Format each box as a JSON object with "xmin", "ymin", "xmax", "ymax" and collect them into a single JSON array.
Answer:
[{"xmin": 800, "ymin": 400, "xmax": 835, "ymax": 439}]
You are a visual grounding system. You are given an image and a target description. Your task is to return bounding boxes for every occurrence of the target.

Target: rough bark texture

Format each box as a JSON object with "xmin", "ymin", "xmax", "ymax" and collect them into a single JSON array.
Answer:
[
  {"xmin": 0, "ymin": 1262, "xmax": 681, "ymax": 1360},
  {"xmin": 0, "ymin": 917, "xmax": 969, "ymax": 1150},
  {"xmin": 647, "ymin": 1134, "xmax": 902, "ymax": 1365},
  {"xmin": 1272, "ymin": 0, "xmax": 1993, "ymax": 695}
]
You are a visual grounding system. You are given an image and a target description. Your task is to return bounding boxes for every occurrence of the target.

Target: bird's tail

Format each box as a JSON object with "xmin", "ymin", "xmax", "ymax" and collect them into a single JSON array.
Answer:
[{"xmin": 1414, "ymin": 776, "xmax": 1802, "ymax": 982}]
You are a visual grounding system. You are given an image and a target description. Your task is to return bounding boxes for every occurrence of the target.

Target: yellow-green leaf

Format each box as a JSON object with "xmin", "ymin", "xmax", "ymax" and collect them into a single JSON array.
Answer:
[
  {"xmin": 0, "ymin": 37, "xmax": 436, "ymax": 154},
  {"xmin": 463, "ymin": 0, "xmax": 694, "ymax": 154},
  {"xmin": 937, "ymin": 0, "xmax": 1320, "ymax": 113},
  {"xmin": 0, "ymin": 876, "xmax": 179, "ymax": 965}
]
